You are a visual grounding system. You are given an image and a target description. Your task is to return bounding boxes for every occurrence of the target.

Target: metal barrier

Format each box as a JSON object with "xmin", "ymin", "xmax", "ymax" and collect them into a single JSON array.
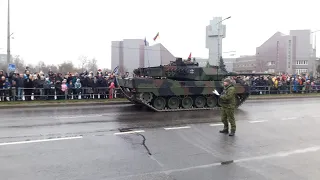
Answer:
[
  {"xmin": 0, "ymin": 85, "xmax": 319, "ymax": 102},
  {"xmin": 0, "ymin": 87, "xmax": 122, "ymax": 102}
]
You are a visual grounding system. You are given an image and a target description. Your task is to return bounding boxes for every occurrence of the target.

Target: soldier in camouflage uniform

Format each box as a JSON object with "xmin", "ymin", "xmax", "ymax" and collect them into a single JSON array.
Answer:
[{"xmin": 219, "ymin": 78, "xmax": 236, "ymax": 136}]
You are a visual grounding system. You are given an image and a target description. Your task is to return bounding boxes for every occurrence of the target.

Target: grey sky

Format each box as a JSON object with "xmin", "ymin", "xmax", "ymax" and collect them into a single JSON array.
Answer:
[{"xmin": 0, "ymin": 0, "xmax": 319, "ymax": 69}]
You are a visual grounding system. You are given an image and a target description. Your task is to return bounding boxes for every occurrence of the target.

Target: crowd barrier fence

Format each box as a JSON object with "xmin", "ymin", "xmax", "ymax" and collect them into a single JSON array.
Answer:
[{"xmin": 0, "ymin": 85, "xmax": 319, "ymax": 102}]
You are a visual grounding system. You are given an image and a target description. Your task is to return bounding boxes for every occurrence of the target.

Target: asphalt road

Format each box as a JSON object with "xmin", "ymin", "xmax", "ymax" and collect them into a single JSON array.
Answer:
[{"xmin": 1, "ymin": 98, "xmax": 320, "ymax": 180}]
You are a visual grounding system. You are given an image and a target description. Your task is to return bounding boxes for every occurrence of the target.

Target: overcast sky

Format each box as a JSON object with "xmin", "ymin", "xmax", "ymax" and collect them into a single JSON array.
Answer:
[{"xmin": 0, "ymin": 0, "xmax": 319, "ymax": 69}]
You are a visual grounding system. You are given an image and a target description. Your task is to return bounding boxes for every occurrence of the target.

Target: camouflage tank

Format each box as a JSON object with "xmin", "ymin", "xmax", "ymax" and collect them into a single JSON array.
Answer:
[{"xmin": 116, "ymin": 58, "xmax": 270, "ymax": 112}]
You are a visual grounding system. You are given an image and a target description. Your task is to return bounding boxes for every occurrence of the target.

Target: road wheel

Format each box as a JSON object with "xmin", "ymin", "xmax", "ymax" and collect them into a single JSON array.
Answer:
[
  {"xmin": 181, "ymin": 97, "xmax": 193, "ymax": 109},
  {"xmin": 152, "ymin": 97, "xmax": 166, "ymax": 110},
  {"xmin": 194, "ymin": 96, "xmax": 206, "ymax": 108},
  {"xmin": 206, "ymin": 96, "xmax": 217, "ymax": 108},
  {"xmin": 167, "ymin": 97, "xmax": 180, "ymax": 109}
]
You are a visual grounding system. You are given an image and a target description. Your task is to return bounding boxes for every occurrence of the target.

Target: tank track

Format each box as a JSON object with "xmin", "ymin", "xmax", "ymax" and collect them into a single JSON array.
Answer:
[{"xmin": 118, "ymin": 86, "xmax": 249, "ymax": 112}]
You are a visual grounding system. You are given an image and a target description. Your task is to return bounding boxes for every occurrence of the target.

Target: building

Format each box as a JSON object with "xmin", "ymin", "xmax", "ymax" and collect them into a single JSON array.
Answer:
[
  {"xmin": 194, "ymin": 58, "xmax": 209, "ymax": 67},
  {"xmin": 233, "ymin": 55, "xmax": 257, "ymax": 73},
  {"xmin": 256, "ymin": 30, "xmax": 316, "ymax": 75},
  {"xmin": 223, "ymin": 58, "xmax": 236, "ymax": 72},
  {"xmin": 111, "ymin": 39, "xmax": 174, "ymax": 76},
  {"xmin": 0, "ymin": 54, "xmax": 7, "ymax": 65},
  {"xmin": 206, "ymin": 17, "xmax": 227, "ymax": 66},
  {"xmin": 144, "ymin": 43, "xmax": 175, "ymax": 67},
  {"xmin": 111, "ymin": 39, "xmax": 145, "ymax": 76}
]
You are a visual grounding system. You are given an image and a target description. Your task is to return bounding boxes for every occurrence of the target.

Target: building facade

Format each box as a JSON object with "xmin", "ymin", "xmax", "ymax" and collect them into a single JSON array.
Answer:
[
  {"xmin": 111, "ymin": 39, "xmax": 174, "ymax": 76},
  {"xmin": 144, "ymin": 43, "xmax": 175, "ymax": 67},
  {"xmin": 256, "ymin": 30, "xmax": 316, "ymax": 75},
  {"xmin": 206, "ymin": 17, "xmax": 227, "ymax": 66},
  {"xmin": 233, "ymin": 55, "xmax": 257, "ymax": 73},
  {"xmin": 223, "ymin": 58, "xmax": 236, "ymax": 72},
  {"xmin": 0, "ymin": 54, "xmax": 7, "ymax": 65}
]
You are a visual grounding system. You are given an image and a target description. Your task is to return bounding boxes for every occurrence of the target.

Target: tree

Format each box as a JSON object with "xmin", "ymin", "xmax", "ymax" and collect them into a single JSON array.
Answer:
[
  {"xmin": 58, "ymin": 61, "xmax": 75, "ymax": 73},
  {"xmin": 86, "ymin": 58, "xmax": 98, "ymax": 73},
  {"xmin": 205, "ymin": 61, "xmax": 210, "ymax": 67},
  {"xmin": 317, "ymin": 65, "xmax": 320, "ymax": 75},
  {"xmin": 219, "ymin": 56, "xmax": 227, "ymax": 72},
  {"xmin": 13, "ymin": 55, "xmax": 26, "ymax": 72},
  {"xmin": 78, "ymin": 55, "xmax": 88, "ymax": 72}
]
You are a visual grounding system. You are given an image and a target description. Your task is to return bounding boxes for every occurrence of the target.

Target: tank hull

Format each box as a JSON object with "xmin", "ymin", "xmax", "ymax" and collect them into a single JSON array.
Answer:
[{"xmin": 116, "ymin": 77, "xmax": 250, "ymax": 112}]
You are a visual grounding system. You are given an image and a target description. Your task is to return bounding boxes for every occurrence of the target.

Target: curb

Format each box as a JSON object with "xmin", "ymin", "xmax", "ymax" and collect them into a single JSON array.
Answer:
[
  {"xmin": 0, "ymin": 95, "xmax": 319, "ymax": 109},
  {"xmin": 0, "ymin": 101, "xmax": 130, "ymax": 109},
  {"xmin": 248, "ymin": 95, "xmax": 320, "ymax": 100}
]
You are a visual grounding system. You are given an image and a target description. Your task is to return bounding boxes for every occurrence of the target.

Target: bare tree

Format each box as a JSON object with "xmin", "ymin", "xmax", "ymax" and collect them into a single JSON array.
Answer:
[
  {"xmin": 12, "ymin": 55, "xmax": 26, "ymax": 73},
  {"xmin": 78, "ymin": 55, "xmax": 88, "ymax": 72},
  {"xmin": 58, "ymin": 61, "xmax": 75, "ymax": 73},
  {"xmin": 86, "ymin": 58, "xmax": 98, "ymax": 74}
]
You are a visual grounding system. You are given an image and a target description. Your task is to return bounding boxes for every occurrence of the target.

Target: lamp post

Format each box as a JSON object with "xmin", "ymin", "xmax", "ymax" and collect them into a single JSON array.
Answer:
[
  {"xmin": 311, "ymin": 30, "xmax": 319, "ymax": 76},
  {"xmin": 311, "ymin": 30, "xmax": 319, "ymax": 56},
  {"xmin": 7, "ymin": 0, "xmax": 11, "ymax": 65},
  {"xmin": 216, "ymin": 16, "xmax": 231, "ymax": 63}
]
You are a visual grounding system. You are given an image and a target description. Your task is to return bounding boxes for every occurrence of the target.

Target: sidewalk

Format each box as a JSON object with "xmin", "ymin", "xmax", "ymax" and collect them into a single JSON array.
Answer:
[{"xmin": 0, "ymin": 94, "xmax": 319, "ymax": 109}]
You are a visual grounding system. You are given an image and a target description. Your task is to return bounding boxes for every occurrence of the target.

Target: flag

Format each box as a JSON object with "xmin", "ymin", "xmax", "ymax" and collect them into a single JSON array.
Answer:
[
  {"xmin": 153, "ymin": 32, "xmax": 159, "ymax": 41},
  {"xmin": 144, "ymin": 37, "xmax": 148, "ymax": 46},
  {"xmin": 188, "ymin": 52, "xmax": 192, "ymax": 59},
  {"xmin": 113, "ymin": 66, "xmax": 119, "ymax": 75}
]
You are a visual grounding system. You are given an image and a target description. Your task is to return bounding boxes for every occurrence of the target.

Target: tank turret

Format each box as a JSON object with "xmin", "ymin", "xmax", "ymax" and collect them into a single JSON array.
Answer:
[{"xmin": 133, "ymin": 57, "xmax": 268, "ymax": 81}]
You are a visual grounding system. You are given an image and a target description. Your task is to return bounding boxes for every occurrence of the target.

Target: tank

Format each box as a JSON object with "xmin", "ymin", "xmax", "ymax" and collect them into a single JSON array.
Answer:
[{"xmin": 116, "ymin": 57, "xmax": 271, "ymax": 112}]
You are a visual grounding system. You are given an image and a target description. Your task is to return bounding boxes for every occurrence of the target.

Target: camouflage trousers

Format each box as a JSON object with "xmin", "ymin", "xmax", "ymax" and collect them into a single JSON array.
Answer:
[{"xmin": 221, "ymin": 107, "xmax": 236, "ymax": 132}]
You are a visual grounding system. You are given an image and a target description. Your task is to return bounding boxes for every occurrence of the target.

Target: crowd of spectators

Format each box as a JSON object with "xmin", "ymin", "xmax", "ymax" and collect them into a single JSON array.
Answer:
[
  {"xmin": 0, "ymin": 68, "xmax": 320, "ymax": 102},
  {"xmin": 0, "ymin": 68, "xmax": 120, "ymax": 102},
  {"xmin": 233, "ymin": 74, "xmax": 320, "ymax": 95}
]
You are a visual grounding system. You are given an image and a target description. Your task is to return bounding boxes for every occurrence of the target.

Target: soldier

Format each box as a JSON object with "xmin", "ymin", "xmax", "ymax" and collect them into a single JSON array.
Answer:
[{"xmin": 218, "ymin": 78, "xmax": 236, "ymax": 136}]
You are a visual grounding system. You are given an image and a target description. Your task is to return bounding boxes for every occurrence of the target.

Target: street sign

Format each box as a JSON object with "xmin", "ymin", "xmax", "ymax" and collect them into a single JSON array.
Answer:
[{"xmin": 8, "ymin": 63, "xmax": 16, "ymax": 71}]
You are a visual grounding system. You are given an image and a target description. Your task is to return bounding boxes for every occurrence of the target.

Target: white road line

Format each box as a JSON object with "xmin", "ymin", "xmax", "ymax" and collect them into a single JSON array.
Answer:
[
  {"xmin": 114, "ymin": 130, "xmax": 145, "ymax": 135},
  {"xmin": 311, "ymin": 115, "xmax": 320, "ymax": 118},
  {"xmin": 0, "ymin": 136, "xmax": 83, "ymax": 146},
  {"xmin": 281, "ymin": 117, "xmax": 298, "ymax": 120},
  {"xmin": 248, "ymin": 120, "xmax": 268, "ymax": 123},
  {"xmin": 57, "ymin": 114, "xmax": 103, "ymax": 119},
  {"xmin": 113, "ymin": 145, "xmax": 320, "ymax": 179},
  {"xmin": 209, "ymin": 123, "xmax": 224, "ymax": 126},
  {"xmin": 164, "ymin": 126, "xmax": 191, "ymax": 130}
]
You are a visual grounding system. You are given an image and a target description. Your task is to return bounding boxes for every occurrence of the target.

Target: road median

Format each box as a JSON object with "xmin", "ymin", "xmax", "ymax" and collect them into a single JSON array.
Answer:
[{"xmin": 0, "ymin": 94, "xmax": 319, "ymax": 109}]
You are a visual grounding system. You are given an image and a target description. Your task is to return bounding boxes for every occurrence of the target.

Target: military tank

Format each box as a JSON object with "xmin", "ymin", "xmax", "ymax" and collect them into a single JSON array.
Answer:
[{"xmin": 116, "ymin": 57, "xmax": 270, "ymax": 112}]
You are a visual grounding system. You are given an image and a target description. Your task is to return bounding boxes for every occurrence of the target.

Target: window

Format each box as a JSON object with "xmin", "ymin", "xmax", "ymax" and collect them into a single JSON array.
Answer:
[
  {"xmin": 295, "ymin": 69, "xmax": 308, "ymax": 74},
  {"xmin": 268, "ymin": 69, "xmax": 275, "ymax": 73},
  {"xmin": 267, "ymin": 61, "xmax": 275, "ymax": 66},
  {"xmin": 296, "ymin": 60, "xmax": 308, "ymax": 65}
]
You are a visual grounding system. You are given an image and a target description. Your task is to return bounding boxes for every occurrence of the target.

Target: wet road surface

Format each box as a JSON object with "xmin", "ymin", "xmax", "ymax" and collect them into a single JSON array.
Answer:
[{"xmin": 1, "ymin": 98, "xmax": 320, "ymax": 179}]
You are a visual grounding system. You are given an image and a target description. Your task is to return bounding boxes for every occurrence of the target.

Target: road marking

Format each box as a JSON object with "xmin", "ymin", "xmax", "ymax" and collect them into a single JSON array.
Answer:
[
  {"xmin": 57, "ymin": 114, "xmax": 103, "ymax": 119},
  {"xmin": 311, "ymin": 115, "xmax": 320, "ymax": 118},
  {"xmin": 0, "ymin": 136, "xmax": 83, "ymax": 146},
  {"xmin": 164, "ymin": 126, "xmax": 191, "ymax": 130},
  {"xmin": 113, "ymin": 145, "xmax": 320, "ymax": 179},
  {"xmin": 114, "ymin": 130, "xmax": 145, "ymax": 135},
  {"xmin": 248, "ymin": 120, "xmax": 268, "ymax": 123},
  {"xmin": 209, "ymin": 123, "xmax": 224, "ymax": 126},
  {"xmin": 281, "ymin": 117, "xmax": 298, "ymax": 120}
]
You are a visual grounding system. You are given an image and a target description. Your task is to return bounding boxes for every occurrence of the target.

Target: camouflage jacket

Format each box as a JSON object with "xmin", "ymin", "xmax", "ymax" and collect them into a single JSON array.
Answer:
[{"xmin": 219, "ymin": 84, "xmax": 236, "ymax": 108}]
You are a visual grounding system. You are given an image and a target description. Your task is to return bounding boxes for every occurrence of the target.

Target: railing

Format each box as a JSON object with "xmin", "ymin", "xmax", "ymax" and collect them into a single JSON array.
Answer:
[
  {"xmin": 0, "ymin": 85, "xmax": 319, "ymax": 102},
  {"xmin": 0, "ymin": 87, "xmax": 122, "ymax": 102}
]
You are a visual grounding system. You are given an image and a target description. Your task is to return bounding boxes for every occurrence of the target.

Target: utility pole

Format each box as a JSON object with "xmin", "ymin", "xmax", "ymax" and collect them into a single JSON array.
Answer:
[
  {"xmin": 216, "ymin": 16, "xmax": 231, "ymax": 64},
  {"xmin": 7, "ymin": 0, "xmax": 11, "ymax": 65}
]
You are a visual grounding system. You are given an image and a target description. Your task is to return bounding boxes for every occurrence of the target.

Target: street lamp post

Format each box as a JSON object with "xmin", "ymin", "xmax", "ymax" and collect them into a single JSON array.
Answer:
[
  {"xmin": 217, "ymin": 16, "xmax": 231, "ymax": 63},
  {"xmin": 311, "ymin": 30, "xmax": 319, "ymax": 77},
  {"xmin": 7, "ymin": 0, "xmax": 11, "ymax": 65}
]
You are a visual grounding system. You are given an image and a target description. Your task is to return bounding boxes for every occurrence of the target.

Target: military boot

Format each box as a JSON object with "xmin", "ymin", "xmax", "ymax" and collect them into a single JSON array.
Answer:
[
  {"xmin": 219, "ymin": 128, "xmax": 229, "ymax": 134},
  {"xmin": 229, "ymin": 130, "xmax": 235, "ymax": 136}
]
